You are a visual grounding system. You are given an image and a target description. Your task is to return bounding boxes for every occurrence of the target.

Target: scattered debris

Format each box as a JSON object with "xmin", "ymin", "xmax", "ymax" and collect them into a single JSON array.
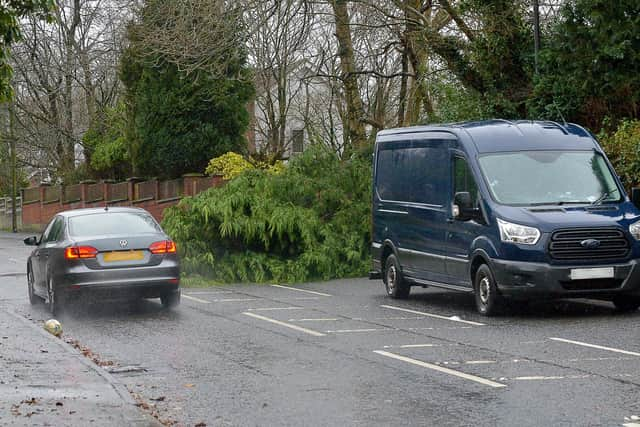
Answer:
[
  {"xmin": 195, "ymin": 423, "xmax": 207, "ymax": 427},
  {"xmin": 64, "ymin": 338, "xmax": 114, "ymax": 367},
  {"xmin": 130, "ymin": 391, "xmax": 176, "ymax": 426},
  {"xmin": 184, "ymin": 383, "xmax": 195, "ymax": 388},
  {"xmin": 150, "ymin": 396, "xmax": 166, "ymax": 402}
]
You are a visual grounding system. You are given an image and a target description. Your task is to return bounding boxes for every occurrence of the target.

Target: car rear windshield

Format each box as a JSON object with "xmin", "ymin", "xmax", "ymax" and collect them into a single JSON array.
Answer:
[
  {"xmin": 478, "ymin": 150, "xmax": 621, "ymax": 206},
  {"xmin": 68, "ymin": 212, "xmax": 161, "ymax": 237}
]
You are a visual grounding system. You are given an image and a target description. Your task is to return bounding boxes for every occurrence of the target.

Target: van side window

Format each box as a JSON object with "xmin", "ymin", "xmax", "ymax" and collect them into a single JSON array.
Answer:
[
  {"xmin": 453, "ymin": 157, "xmax": 479, "ymax": 204},
  {"xmin": 377, "ymin": 144, "xmax": 448, "ymax": 205}
]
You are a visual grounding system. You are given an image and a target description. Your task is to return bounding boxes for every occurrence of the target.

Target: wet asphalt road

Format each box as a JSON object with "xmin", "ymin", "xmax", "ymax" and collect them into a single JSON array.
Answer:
[{"xmin": 2, "ymin": 232, "xmax": 640, "ymax": 426}]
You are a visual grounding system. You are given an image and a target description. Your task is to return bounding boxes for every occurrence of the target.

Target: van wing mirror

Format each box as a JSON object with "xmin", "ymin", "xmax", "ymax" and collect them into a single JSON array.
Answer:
[
  {"xmin": 23, "ymin": 236, "xmax": 38, "ymax": 246},
  {"xmin": 453, "ymin": 192, "xmax": 480, "ymax": 221},
  {"xmin": 632, "ymin": 188, "xmax": 640, "ymax": 209}
]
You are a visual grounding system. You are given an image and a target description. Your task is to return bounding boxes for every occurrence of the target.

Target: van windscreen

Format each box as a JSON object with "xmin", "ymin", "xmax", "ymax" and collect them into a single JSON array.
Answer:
[{"xmin": 478, "ymin": 151, "xmax": 621, "ymax": 206}]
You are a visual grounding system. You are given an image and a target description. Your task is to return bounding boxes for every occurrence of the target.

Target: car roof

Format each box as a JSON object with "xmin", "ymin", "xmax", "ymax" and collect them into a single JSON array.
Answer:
[
  {"xmin": 376, "ymin": 119, "xmax": 597, "ymax": 154},
  {"xmin": 55, "ymin": 207, "xmax": 151, "ymax": 218}
]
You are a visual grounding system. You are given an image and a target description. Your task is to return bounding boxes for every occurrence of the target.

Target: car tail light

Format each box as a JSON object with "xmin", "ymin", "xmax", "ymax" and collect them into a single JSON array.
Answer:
[
  {"xmin": 65, "ymin": 246, "xmax": 98, "ymax": 259},
  {"xmin": 149, "ymin": 240, "xmax": 177, "ymax": 254}
]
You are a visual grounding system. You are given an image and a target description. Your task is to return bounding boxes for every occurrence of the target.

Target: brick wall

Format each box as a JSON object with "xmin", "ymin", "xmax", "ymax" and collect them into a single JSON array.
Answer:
[{"xmin": 21, "ymin": 175, "xmax": 225, "ymax": 231}]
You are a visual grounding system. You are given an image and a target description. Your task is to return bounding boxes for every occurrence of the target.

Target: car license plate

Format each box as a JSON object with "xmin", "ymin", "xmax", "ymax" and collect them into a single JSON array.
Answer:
[
  {"xmin": 103, "ymin": 251, "xmax": 145, "ymax": 262},
  {"xmin": 570, "ymin": 267, "xmax": 614, "ymax": 281}
]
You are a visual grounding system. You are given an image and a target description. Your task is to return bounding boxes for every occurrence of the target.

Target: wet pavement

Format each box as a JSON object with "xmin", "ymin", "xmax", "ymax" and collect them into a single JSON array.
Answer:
[
  {"xmin": 3, "ymin": 231, "xmax": 640, "ymax": 426},
  {"xmin": 0, "ymin": 233, "xmax": 155, "ymax": 426}
]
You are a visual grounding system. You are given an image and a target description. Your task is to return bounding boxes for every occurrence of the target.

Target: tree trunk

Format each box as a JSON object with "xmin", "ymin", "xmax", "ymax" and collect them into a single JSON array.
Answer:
[{"xmin": 330, "ymin": 0, "xmax": 367, "ymax": 152}]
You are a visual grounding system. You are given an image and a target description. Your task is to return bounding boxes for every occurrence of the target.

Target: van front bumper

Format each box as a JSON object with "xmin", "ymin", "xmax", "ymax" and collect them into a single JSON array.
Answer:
[{"xmin": 491, "ymin": 258, "xmax": 640, "ymax": 299}]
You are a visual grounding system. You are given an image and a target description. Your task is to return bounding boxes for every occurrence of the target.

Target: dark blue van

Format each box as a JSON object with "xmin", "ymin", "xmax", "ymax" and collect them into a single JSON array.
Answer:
[{"xmin": 370, "ymin": 120, "xmax": 640, "ymax": 315}]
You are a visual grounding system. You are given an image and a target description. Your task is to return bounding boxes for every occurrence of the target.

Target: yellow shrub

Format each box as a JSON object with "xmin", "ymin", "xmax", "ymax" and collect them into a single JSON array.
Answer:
[
  {"xmin": 205, "ymin": 152, "xmax": 254, "ymax": 180},
  {"xmin": 205, "ymin": 152, "xmax": 286, "ymax": 180}
]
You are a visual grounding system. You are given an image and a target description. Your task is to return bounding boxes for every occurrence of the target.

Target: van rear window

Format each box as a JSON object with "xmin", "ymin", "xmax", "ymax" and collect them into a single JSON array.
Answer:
[
  {"xmin": 376, "ymin": 145, "xmax": 448, "ymax": 205},
  {"xmin": 69, "ymin": 212, "xmax": 161, "ymax": 237}
]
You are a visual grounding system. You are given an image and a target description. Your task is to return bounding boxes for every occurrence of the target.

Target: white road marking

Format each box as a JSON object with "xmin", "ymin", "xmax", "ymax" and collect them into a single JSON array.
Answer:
[
  {"xmin": 288, "ymin": 318, "xmax": 340, "ymax": 322},
  {"xmin": 550, "ymin": 337, "xmax": 640, "ymax": 357},
  {"xmin": 397, "ymin": 344, "xmax": 440, "ymax": 349},
  {"xmin": 270, "ymin": 284, "xmax": 332, "ymax": 297},
  {"xmin": 623, "ymin": 424, "xmax": 640, "ymax": 427},
  {"xmin": 186, "ymin": 291, "xmax": 234, "ymax": 295},
  {"xmin": 243, "ymin": 312, "xmax": 326, "ymax": 337},
  {"xmin": 210, "ymin": 298, "xmax": 257, "ymax": 302},
  {"xmin": 511, "ymin": 375, "xmax": 592, "ymax": 381},
  {"xmin": 326, "ymin": 328, "xmax": 387, "ymax": 333},
  {"xmin": 380, "ymin": 305, "xmax": 485, "ymax": 326},
  {"xmin": 182, "ymin": 295, "xmax": 212, "ymax": 304},
  {"xmin": 465, "ymin": 360, "xmax": 497, "ymax": 365},
  {"xmin": 374, "ymin": 350, "xmax": 506, "ymax": 388},
  {"xmin": 247, "ymin": 307, "xmax": 306, "ymax": 312}
]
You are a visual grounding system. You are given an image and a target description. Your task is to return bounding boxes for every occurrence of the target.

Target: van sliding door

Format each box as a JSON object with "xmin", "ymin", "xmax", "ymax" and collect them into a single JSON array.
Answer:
[{"xmin": 374, "ymin": 138, "xmax": 450, "ymax": 281}]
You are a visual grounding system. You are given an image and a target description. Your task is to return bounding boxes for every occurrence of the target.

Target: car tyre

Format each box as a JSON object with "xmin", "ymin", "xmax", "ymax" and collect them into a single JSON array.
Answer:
[
  {"xmin": 161, "ymin": 290, "xmax": 181, "ymax": 309},
  {"xmin": 27, "ymin": 266, "xmax": 43, "ymax": 305},
  {"xmin": 612, "ymin": 295, "xmax": 640, "ymax": 313},
  {"xmin": 47, "ymin": 277, "xmax": 64, "ymax": 316},
  {"xmin": 384, "ymin": 255, "xmax": 410, "ymax": 299},
  {"xmin": 474, "ymin": 264, "xmax": 502, "ymax": 316}
]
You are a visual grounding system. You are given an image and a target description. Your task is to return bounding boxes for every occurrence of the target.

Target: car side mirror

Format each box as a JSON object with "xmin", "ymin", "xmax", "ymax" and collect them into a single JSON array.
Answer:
[
  {"xmin": 632, "ymin": 188, "xmax": 640, "ymax": 209},
  {"xmin": 23, "ymin": 236, "xmax": 38, "ymax": 246},
  {"xmin": 453, "ymin": 192, "xmax": 480, "ymax": 221}
]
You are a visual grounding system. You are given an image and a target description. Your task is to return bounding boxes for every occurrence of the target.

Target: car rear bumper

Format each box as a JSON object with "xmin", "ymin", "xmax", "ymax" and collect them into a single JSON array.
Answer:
[
  {"xmin": 55, "ymin": 261, "xmax": 180, "ymax": 300},
  {"xmin": 492, "ymin": 258, "xmax": 640, "ymax": 299}
]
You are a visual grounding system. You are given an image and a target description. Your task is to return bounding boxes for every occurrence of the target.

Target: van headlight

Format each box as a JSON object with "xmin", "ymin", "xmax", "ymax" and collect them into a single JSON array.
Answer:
[
  {"xmin": 630, "ymin": 221, "xmax": 640, "ymax": 240},
  {"xmin": 498, "ymin": 219, "xmax": 541, "ymax": 245}
]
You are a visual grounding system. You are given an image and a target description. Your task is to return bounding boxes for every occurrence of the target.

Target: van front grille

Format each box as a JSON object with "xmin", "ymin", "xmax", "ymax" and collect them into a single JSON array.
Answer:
[{"xmin": 548, "ymin": 228, "xmax": 629, "ymax": 261}]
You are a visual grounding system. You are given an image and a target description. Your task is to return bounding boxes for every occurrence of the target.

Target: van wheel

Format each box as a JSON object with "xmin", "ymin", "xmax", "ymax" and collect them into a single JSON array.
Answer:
[
  {"xmin": 384, "ymin": 255, "xmax": 410, "ymax": 299},
  {"xmin": 612, "ymin": 296, "xmax": 640, "ymax": 312},
  {"xmin": 474, "ymin": 264, "xmax": 501, "ymax": 316}
]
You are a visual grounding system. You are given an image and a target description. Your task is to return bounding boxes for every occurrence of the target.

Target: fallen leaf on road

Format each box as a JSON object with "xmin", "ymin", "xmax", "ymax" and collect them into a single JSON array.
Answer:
[{"xmin": 184, "ymin": 383, "xmax": 195, "ymax": 388}]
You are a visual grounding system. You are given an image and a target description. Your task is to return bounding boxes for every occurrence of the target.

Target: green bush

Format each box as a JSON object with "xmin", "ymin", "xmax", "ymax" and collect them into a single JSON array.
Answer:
[
  {"xmin": 162, "ymin": 145, "xmax": 372, "ymax": 283},
  {"xmin": 598, "ymin": 119, "xmax": 640, "ymax": 190}
]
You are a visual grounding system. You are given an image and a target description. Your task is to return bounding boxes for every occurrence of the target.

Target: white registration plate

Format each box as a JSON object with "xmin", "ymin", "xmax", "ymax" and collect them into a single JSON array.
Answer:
[{"xmin": 570, "ymin": 267, "xmax": 614, "ymax": 281}]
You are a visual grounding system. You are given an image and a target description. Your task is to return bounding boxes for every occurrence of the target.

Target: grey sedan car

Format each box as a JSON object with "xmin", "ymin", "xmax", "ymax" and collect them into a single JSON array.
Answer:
[{"xmin": 24, "ymin": 207, "xmax": 180, "ymax": 314}]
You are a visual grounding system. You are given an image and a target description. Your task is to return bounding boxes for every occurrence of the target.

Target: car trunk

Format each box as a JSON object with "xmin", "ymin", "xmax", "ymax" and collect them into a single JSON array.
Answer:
[{"xmin": 70, "ymin": 234, "xmax": 166, "ymax": 270}]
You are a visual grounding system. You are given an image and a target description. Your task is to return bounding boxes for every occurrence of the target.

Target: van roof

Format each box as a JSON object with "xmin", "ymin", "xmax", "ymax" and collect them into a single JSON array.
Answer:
[{"xmin": 377, "ymin": 120, "xmax": 597, "ymax": 153}]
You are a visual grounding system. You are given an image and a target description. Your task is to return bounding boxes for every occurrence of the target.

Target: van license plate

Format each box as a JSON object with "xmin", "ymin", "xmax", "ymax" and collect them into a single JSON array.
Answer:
[
  {"xmin": 570, "ymin": 267, "xmax": 614, "ymax": 281},
  {"xmin": 103, "ymin": 251, "xmax": 145, "ymax": 262}
]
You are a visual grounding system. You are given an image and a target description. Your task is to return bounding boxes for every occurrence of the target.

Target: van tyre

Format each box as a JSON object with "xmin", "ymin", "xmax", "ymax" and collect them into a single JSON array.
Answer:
[
  {"xmin": 474, "ymin": 264, "xmax": 501, "ymax": 316},
  {"xmin": 612, "ymin": 296, "xmax": 640, "ymax": 312},
  {"xmin": 384, "ymin": 255, "xmax": 410, "ymax": 299},
  {"xmin": 161, "ymin": 290, "xmax": 181, "ymax": 309}
]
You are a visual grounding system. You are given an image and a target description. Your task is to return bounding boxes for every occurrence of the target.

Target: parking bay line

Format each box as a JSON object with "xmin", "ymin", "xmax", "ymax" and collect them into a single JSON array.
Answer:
[
  {"xmin": 374, "ymin": 350, "xmax": 506, "ymax": 388},
  {"xmin": 270, "ymin": 284, "xmax": 332, "ymax": 297},
  {"xmin": 380, "ymin": 305, "xmax": 486, "ymax": 326},
  {"xmin": 243, "ymin": 312, "xmax": 326, "ymax": 337},
  {"xmin": 182, "ymin": 295, "xmax": 212, "ymax": 304},
  {"xmin": 549, "ymin": 337, "xmax": 640, "ymax": 357}
]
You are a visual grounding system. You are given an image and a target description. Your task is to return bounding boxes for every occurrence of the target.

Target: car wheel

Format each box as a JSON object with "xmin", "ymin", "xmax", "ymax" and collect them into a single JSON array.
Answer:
[
  {"xmin": 612, "ymin": 296, "xmax": 640, "ymax": 313},
  {"xmin": 27, "ymin": 266, "xmax": 43, "ymax": 305},
  {"xmin": 474, "ymin": 264, "xmax": 502, "ymax": 316},
  {"xmin": 384, "ymin": 255, "xmax": 410, "ymax": 299},
  {"xmin": 161, "ymin": 290, "xmax": 181, "ymax": 309},
  {"xmin": 47, "ymin": 277, "xmax": 64, "ymax": 316}
]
